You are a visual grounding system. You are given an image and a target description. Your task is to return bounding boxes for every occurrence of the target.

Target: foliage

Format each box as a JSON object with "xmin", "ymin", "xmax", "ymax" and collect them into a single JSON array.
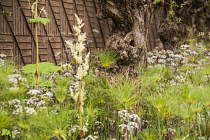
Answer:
[
  {"xmin": 28, "ymin": 17, "xmax": 50, "ymax": 25},
  {"xmin": 22, "ymin": 62, "xmax": 59, "ymax": 75},
  {"xmin": 1, "ymin": 13, "xmax": 210, "ymax": 140},
  {"xmin": 1, "ymin": 42, "xmax": 210, "ymax": 139},
  {"xmin": 97, "ymin": 49, "xmax": 118, "ymax": 68}
]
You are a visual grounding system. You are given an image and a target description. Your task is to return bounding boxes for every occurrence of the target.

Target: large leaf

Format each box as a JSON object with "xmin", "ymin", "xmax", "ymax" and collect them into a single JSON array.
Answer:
[
  {"xmin": 28, "ymin": 17, "xmax": 51, "ymax": 25},
  {"xmin": 22, "ymin": 62, "xmax": 59, "ymax": 75}
]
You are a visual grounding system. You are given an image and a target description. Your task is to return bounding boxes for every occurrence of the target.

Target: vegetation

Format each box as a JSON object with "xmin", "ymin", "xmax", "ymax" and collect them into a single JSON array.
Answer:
[
  {"xmin": 1, "ymin": 12, "xmax": 210, "ymax": 140},
  {"xmin": 28, "ymin": 0, "xmax": 51, "ymax": 85},
  {"xmin": 0, "ymin": 0, "xmax": 210, "ymax": 139}
]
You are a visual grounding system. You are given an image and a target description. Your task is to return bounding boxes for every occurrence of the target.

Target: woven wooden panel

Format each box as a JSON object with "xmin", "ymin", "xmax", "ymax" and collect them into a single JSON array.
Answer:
[{"xmin": 0, "ymin": 0, "xmax": 112, "ymax": 65}]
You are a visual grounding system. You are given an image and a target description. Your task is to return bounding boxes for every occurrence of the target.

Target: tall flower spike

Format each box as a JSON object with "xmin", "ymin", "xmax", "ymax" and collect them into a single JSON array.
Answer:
[{"xmin": 75, "ymin": 14, "xmax": 83, "ymax": 25}]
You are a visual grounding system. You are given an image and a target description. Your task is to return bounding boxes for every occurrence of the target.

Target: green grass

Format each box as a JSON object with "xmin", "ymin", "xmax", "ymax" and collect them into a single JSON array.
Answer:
[{"xmin": 1, "ymin": 44, "xmax": 210, "ymax": 139}]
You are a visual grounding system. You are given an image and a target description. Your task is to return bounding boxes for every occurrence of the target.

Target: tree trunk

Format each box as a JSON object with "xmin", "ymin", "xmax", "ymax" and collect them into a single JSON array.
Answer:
[{"xmin": 97, "ymin": 0, "xmax": 153, "ymax": 67}]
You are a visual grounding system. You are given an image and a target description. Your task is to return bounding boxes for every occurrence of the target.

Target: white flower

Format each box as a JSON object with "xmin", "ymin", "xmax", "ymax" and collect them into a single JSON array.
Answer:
[
  {"xmin": 0, "ymin": 59, "xmax": 5, "ymax": 66},
  {"xmin": 84, "ymin": 135, "xmax": 98, "ymax": 140},
  {"xmin": 180, "ymin": 45, "xmax": 190, "ymax": 50},
  {"xmin": 160, "ymin": 55, "xmax": 167, "ymax": 59},
  {"xmin": 13, "ymin": 105, "xmax": 23, "ymax": 115},
  {"xmin": 45, "ymin": 92, "xmax": 53, "ymax": 98},
  {"xmin": 65, "ymin": 40, "xmax": 74, "ymax": 47},
  {"xmin": 8, "ymin": 74, "xmax": 22, "ymax": 84},
  {"xmin": 75, "ymin": 56, "xmax": 83, "ymax": 64},
  {"xmin": 0, "ymin": 54, "xmax": 7, "ymax": 57},
  {"xmin": 8, "ymin": 99, "xmax": 20, "ymax": 105},
  {"xmin": 147, "ymin": 58, "xmax": 155, "ymax": 64},
  {"xmin": 36, "ymin": 101, "xmax": 45, "ymax": 107},
  {"xmin": 190, "ymin": 51, "xmax": 198, "ymax": 55},
  {"xmin": 147, "ymin": 52, "xmax": 153, "ymax": 57},
  {"xmin": 75, "ymin": 14, "xmax": 83, "ymax": 25},
  {"xmin": 81, "ymin": 126, "xmax": 88, "ymax": 133},
  {"xmin": 27, "ymin": 89, "xmax": 41, "ymax": 95},
  {"xmin": 78, "ymin": 33, "xmax": 86, "ymax": 43},
  {"xmin": 119, "ymin": 124, "xmax": 127, "ymax": 130},
  {"xmin": 158, "ymin": 59, "xmax": 166, "ymax": 64},
  {"xmin": 70, "ymin": 125, "xmax": 80, "ymax": 133},
  {"xmin": 75, "ymin": 65, "xmax": 84, "ymax": 80},
  {"xmin": 55, "ymin": 52, "xmax": 61, "ymax": 56},
  {"xmin": 92, "ymin": 29, "xmax": 99, "ymax": 33},
  {"xmin": 73, "ymin": 25, "xmax": 81, "ymax": 35},
  {"xmin": 76, "ymin": 42, "xmax": 85, "ymax": 53},
  {"xmin": 128, "ymin": 122, "xmax": 139, "ymax": 129},
  {"xmin": 24, "ymin": 107, "xmax": 37, "ymax": 115}
]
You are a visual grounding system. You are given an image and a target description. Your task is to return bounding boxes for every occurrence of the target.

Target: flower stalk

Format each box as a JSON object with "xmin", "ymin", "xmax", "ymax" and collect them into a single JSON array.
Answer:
[{"xmin": 66, "ymin": 14, "xmax": 90, "ymax": 139}]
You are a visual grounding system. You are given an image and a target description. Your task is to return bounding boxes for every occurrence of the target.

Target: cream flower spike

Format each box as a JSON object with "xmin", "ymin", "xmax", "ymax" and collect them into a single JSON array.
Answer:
[{"xmin": 75, "ymin": 14, "xmax": 83, "ymax": 25}]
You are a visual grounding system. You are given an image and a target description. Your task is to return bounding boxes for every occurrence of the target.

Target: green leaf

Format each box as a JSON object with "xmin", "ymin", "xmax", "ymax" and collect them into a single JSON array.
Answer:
[
  {"xmin": 2, "ymin": 129, "xmax": 11, "ymax": 136},
  {"xmin": 28, "ymin": 18, "xmax": 37, "ymax": 23},
  {"xmin": 28, "ymin": 17, "xmax": 51, "ymax": 25},
  {"xmin": 39, "ymin": 80, "xmax": 54, "ymax": 87},
  {"xmin": 36, "ymin": 17, "xmax": 51, "ymax": 25},
  {"xmin": 22, "ymin": 62, "xmax": 59, "ymax": 75}
]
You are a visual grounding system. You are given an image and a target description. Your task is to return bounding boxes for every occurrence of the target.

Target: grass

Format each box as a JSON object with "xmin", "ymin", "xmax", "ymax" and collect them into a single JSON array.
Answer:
[{"xmin": 0, "ymin": 21, "xmax": 210, "ymax": 140}]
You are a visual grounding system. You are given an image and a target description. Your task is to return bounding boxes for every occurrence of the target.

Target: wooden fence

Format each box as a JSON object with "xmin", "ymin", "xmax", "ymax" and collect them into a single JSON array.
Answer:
[{"xmin": 0, "ymin": 0, "xmax": 162, "ymax": 65}]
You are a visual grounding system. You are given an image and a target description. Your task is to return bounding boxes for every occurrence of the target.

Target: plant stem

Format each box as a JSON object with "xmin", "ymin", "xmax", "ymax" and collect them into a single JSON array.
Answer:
[
  {"xmin": 78, "ymin": 79, "xmax": 84, "ymax": 140},
  {"xmin": 104, "ymin": 67, "xmax": 107, "ymax": 80},
  {"xmin": 34, "ymin": 0, "xmax": 39, "ymax": 85},
  {"xmin": 157, "ymin": 112, "xmax": 162, "ymax": 140},
  {"xmin": 197, "ymin": 113, "xmax": 202, "ymax": 138}
]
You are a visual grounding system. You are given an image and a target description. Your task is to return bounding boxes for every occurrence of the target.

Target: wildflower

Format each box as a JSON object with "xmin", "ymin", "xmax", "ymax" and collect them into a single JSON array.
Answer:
[
  {"xmin": 27, "ymin": 89, "xmax": 41, "ymax": 96},
  {"xmin": 24, "ymin": 107, "xmax": 37, "ymax": 115},
  {"xmin": 180, "ymin": 44, "xmax": 189, "ymax": 50},
  {"xmin": 0, "ymin": 59, "xmax": 5, "ymax": 66},
  {"xmin": 75, "ymin": 13, "xmax": 83, "ymax": 25},
  {"xmin": 81, "ymin": 126, "xmax": 88, "ymax": 133},
  {"xmin": 129, "ymin": 114, "xmax": 141, "ymax": 122},
  {"xmin": 8, "ymin": 74, "xmax": 23, "ymax": 84},
  {"xmin": 0, "ymin": 54, "xmax": 7, "ymax": 57},
  {"xmin": 190, "ymin": 51, "xmax": 198, "ymax": 55},
  {"xmin": 13, "ymin": 105, "xmax": 23, "ymax": 115},
  {"xmin": 84, "ymin": 135, "xmax": 98, "ymax": 140},
  {"xmin": 40, "ymin": 7, "xmax": 47, "ymax": 17},
  {"xmin": 158, "ymin": 59, "xmax": 166, "ymax": 64},
  {"xmin": 36, "ymin": 101, "xmax": 45, "ymax": 107},
  {"xmin": 70, "ymin": 125, "xmax": 80, "ymax": 133},
  {"xmin": 24, "ymin": 97, "xmax": 39, "ymax": 106},
  {"xmin": 147, "ymin": 58, "xmax": 155, "ymax": 64},
  {"xmin": 78, "ymin": 33, "xmax": 87, "ymax": 43},
  {"xmin": 45, "ymin": 92, "xmax": 53, "ymax": 98},
  {"xmin": 74, "ymin": 56, "xmax": 83, "ymax": 64},
  {"xmin": 92, "ymin": 29, "xmax": 99, "ymax": 33},
  {"xmin": 55, "ymin": 52, "xmax": 61, "ymax": 56},
  {"xmin": 8, "ymin": 99, "xmax": 20, "ymax": 105},
  {"xmin": 160, "ymin": 55, "xmax": 167, "ymax": 59},
  {"xmin": 128, "ymin": 122, "xmax": 139, "ymax": 130},
  {"xmin": 119, "ymin": 124, "xmax": 127, "ymax": 130},
  {"xmin": 147, "ymin": 52, "xmax": 153, "ymax": 57},
  {"xmin": 76, "ymin": 42, "xmax": 86, "ymax": 52}
]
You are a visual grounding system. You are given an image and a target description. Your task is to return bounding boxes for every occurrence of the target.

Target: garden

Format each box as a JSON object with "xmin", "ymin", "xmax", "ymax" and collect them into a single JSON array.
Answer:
[
  {"xmin": 0, "ymin": 13, "xmax": 210, "ymax": 139},
  {"xmin": 0, "ymin": 0, "xmax": 210, "ymax": 140}
]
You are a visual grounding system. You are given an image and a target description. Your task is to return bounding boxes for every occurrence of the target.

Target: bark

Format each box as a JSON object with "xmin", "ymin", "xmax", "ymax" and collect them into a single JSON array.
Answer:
[{"xmin": 97, "ymin": 0, "xmax": 153, "ymax": 67}]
